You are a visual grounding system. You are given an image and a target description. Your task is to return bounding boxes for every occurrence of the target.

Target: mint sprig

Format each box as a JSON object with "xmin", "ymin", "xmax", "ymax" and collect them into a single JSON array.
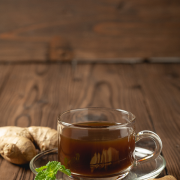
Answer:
[{"xmin": 35, "ymin": 161, "xmax": 71, "ymax": 180}]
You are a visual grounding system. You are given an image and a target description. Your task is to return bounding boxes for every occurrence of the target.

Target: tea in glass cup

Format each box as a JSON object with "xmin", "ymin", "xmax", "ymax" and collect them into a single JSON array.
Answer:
[{"xmin": 57, "ymin": 108, "xmax": 162, "ymax": 180}]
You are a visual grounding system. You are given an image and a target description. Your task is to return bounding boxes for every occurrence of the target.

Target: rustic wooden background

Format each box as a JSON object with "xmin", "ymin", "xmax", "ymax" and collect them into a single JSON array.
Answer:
[
  {"xmin": 0, "ymin": 0, "xmax": 180, "ymax": 62},
  {"xmin": 0, "ymin": 0, "xmax": 180, "ymax": 180}
]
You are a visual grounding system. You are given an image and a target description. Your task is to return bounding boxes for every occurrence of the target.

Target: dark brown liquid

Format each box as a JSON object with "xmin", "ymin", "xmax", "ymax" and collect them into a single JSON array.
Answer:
[{"xmin": 58, "ymin": 122, "xmax": 135, "ymax": 177}]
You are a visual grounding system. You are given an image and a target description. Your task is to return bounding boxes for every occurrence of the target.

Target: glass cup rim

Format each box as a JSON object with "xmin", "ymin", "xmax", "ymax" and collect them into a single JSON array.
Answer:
[{"xmin": 57, "ymin": 107, "xmax": 136, "ymax": 129}]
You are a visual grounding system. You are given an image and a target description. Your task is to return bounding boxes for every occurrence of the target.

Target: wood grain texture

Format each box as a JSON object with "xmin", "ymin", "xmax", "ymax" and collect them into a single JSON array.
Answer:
[
  {"xmin": 0, "ymin": 0, "xmax": 180, "ymax": 62},
  {"xmin": 134, "ymin": 64, "xmax": 180, "ymax": 179},
  {"xmin": 0, "ymin": 64, "xmax": 72, "ymax": 128},
  {"xmin": 0, "ymin": 64, "xmax": 72, "ymax": 179},
  {"xmin": 1, "ymin": 63, "xmax": 178, "ymax": 179}
]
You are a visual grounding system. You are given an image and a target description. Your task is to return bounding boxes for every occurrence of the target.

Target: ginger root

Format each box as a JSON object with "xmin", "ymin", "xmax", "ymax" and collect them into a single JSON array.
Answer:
[
  {"xmin": 0, "ymin": 136, "xmax": 36, "ymax": 164},
  {"xmin": 150, "ymin": 175, "xmax": 177, "ymax": 180},
  {"xmin": 28, "ymin": 126, "xmax": 58, "ymax": 151},
  {"xmin": 0, "ymin": 126, "xmax": 58, "ymax": 165}
]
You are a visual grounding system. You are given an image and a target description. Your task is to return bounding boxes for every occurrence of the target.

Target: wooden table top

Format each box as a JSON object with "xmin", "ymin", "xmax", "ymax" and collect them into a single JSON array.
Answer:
[{"xmin": 0, "ymin": 63, "xmax": 179, "ymax": 179}]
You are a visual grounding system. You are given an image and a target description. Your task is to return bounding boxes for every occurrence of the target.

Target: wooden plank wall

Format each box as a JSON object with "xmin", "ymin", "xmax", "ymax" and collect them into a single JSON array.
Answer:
[{"xmin": 0, "ymin": 0, "xmax": 180, "ymax": 62}]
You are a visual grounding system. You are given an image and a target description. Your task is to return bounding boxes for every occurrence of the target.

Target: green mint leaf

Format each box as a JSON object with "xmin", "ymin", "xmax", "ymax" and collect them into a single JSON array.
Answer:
[
  {"xmin": 35, "ymin": 168, "xmax": 56, "ymax": 180},
  {"xmin": 59, "ymin": 165, "xmax": 71, "ymax": 176},
  {"xmin": 34, "ymin": 171, "xmax": 47, "ymax": 180},
  {"xmin": 46, "ymin": 161, "xmax": 61, "ymax": 174},
  {"xmin": 35, "ymin": 161, "xmax": 71, "ymax": 180},
  {"xmin": 35, "ymin": 165, "xmax": 47, "ymax": 173},
  {"xmin": 44, "ymin": 172, "xmax": 56, "ymax": 180}
]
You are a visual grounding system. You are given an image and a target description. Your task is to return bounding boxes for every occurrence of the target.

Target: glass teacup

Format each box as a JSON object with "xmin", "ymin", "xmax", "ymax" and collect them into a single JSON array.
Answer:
[{"xmin": 57, "ymin": 108, "xmax": 162, "ymax": 180}]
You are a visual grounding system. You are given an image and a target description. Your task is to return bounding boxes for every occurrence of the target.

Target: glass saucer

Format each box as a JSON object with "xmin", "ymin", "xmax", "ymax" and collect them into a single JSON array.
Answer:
[{"xmin": 30, "ymin": 148, "xmax": 166, "ymax": 180}]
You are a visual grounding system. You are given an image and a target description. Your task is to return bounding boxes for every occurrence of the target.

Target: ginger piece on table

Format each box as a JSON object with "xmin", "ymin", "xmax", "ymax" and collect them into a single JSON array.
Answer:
[
  {"xmin": 0, "ymin": 126, "xmax": 58, "ymax": 165},
  {"xmin": 150, "ymin": 175, "xmax": 177, "ymax": 180},
  {"xmin": 0, "ymin": 136, "xmax": 36, "ymax": 164},
  {"xmin": 28, "ymin": 126, "xmax": 58, "ymax": 151}
]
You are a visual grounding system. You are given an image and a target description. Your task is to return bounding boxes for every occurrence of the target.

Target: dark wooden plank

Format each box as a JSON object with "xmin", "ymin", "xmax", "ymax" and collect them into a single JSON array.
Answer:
[
  {"xmin": 0, "ymin": 64, "xmax": 14, "ymax": 126},
  {"xmin": 0, "ymin": 64, "xmax": 13, "ymax": 93},
  {"xmin": 0, "ymin": 64, "xmax": 72, "ymax": 128},
  {"xmin": 0, "ymin": 63, "xmax": 73, "ymax": 180},
  {"xmin": 0, "ymin": 41, "xmax": 48, "ymax": 62},
  {"xmin": 0, "ymin": 160, "xmax": 21, "ymax": 180},
  {"xmin": 135, "ymin": 64, "xmax": 180, "ymax": 179},
  {"xmin": 0, "ymin": 0, "xmax": 180, "ymax": 61}
]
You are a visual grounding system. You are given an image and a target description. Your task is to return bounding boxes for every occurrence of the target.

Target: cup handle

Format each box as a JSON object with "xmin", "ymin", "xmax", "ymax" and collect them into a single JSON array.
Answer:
[{"xmin": 135, "ymin": 130, "xmax": 162, "ymax": 164}]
